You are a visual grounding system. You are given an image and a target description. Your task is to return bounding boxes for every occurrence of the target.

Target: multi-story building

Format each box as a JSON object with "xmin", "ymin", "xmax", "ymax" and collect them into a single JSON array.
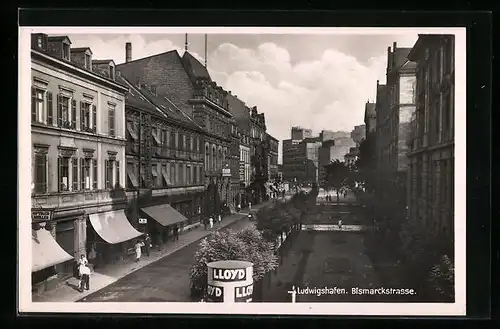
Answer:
[
  {"xmin": 344, "ymin": 147, "xmax": 360, "ymax": 166},
  {"xmin": 360, "ymin": 101, "xmax": 377, "ymax": 192},
  {"xmin": 30, "ymin": 34, "xmax": 133, "ymax": 292},
  {"xmin": 117, "ymin": 47, "xmax": 234, "ymax": 219},
  {"xmin": 406, "ymin": 35, "xmax": 455, "ymax": 236},
  {"xmin": 291, "ymin": 126, "xmax": 312, "ymax": 141},
  {"xmin": 249, "ymin": 106, "xmax": 269, "ymax": 203},
  {"xmin": 351, "ymin": 124, "xmax": 366, "ymax": 146},
  {"xmin": 300, "ymin": 137, "xmax": 322, "ymax": 185},
  {"xmin": 118, "ymin": 72, "xmax": 205, "ymax": 247},
  {"xmin": 364, "ymin": 102, "xmax": 377, "ymax": 136},
  {"xmin": 266, "ymin": 133, "xmax": 279, "ymax": 196},
  {"xmin": 282, "ymin": 138, "xmax": 305, "ymax": 184}
]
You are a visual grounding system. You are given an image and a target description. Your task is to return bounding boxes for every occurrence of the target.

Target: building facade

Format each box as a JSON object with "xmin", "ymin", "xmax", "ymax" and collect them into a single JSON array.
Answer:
[
  {"xmin": 266, "ymin": 133, "xmax": 279, "ymax": 196},
  {"xmin": 351, "ymin": 124, "xmax": 366, "ymax": 146},
  {"xmin": 30, "ymin": 34, "xmax": 131, "ymax": 292},
  {"xmin": 300, "ymin": 137, "xmax": 322, "ymax": 185},
  {"xmin": 406, "ymin": 35, "xmax": 455, "ymax": 236},
  {"xmin": 117, "ymin": 48, "xmax": 234, "ymax": 219},
  {"xmin": 249, "ymin": 106, "xmax": 269, "ymax": 203},
  {"xmin": 119, "ymin": 75, "xmax": 205, "ymax": 246}
]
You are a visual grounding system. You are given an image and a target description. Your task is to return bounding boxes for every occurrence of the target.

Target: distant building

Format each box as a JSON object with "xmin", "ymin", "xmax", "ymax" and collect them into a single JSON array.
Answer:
[
  {"xmin": 319, "ymin": 129, "xmax": 335, "ymax": 142},
  {"xmin": 351, "ymin": 124, "xmax": 366, "ymax": 146},
  {"xmin": 291, "ymin": 126, "xmax": 312, "ymax": 141},
  {"xmin": 300, "ymin": 137, "xmax": 322, "ymax": 184},
  {"xmin": 282, "ymin": 138, "xmax": 304, "ymax": 183},
  {"xmin": 406, "ymin": 34, "xmax": 455, "ymax": 236},
  {"xmin": 344, "ymin": 147, "xmax": 360, "ymax": 166}
]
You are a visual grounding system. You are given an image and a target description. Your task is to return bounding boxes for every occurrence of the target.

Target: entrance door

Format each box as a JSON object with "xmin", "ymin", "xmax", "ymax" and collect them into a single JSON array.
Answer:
[{"xmin": 55, "ymin": 220, "xmax": 75, "ymax": 277}]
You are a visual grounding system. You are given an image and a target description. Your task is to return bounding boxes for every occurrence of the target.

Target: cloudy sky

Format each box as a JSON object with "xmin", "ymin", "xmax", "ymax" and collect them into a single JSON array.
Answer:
[{"xmin": 67, "ymin": 32, "xmax": 418, "ymax": 162}]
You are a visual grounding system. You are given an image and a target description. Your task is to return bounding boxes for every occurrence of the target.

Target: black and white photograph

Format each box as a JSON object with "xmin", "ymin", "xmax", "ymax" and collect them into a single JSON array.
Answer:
[{"xmin": 18, "ymin": 26, "xmax": 466, "ymax": 316}]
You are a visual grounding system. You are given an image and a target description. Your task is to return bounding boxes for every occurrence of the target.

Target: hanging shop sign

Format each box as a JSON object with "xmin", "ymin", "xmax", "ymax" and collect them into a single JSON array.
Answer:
[
  {"xmin": 138, "ymin": 218, "xmax": 148, "ymax": 224},
  {"xmin": 207, "ymin": 260, "xmax": 253, "ymax": 303},
  {"xmin": 222, "ymin": 168, "xmax": 231, "ymax": 177},
  {"xmin": 31, "ymin": 209, "xmax": 53, "ymax": 222}
]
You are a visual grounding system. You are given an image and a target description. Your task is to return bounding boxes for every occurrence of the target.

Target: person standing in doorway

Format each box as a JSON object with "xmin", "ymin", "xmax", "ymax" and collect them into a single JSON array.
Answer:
[
  {"xmin": 209, "ymin": 216, "xmax": 214, "ymax": 229},
  {"xmin": 144, "ymin": 234, "xmax": 151, "ymax": 257},
  {"xmin": 134, "ymin": 240, "xmax": 144, "ymax": 262},
  {"xmin": 78, "ymin": 263, "xmax": 90, "ymax": 292}
]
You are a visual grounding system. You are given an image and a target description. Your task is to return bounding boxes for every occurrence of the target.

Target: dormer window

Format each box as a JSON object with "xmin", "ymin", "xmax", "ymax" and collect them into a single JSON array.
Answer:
[
  {"xmin": 85, "ymin": 54, "xmax": 91, "ymax": 69},
  {"xmin": 109, "ymin": 65, "xmax": 115, "ymax": 80},
  {"xmin": 62, "ymin": 43, "xmax": 70, "ymax": 60}
]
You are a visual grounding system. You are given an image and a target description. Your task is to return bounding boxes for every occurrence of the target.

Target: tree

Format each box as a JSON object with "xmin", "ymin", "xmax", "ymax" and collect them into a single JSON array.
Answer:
[
  {"xmin": 323, "ymin": 160, "xmax": 350, "ymax": 202},
  {"xmin": 189, "ymin": 227, "xmax": 278, "ymax": 299}
]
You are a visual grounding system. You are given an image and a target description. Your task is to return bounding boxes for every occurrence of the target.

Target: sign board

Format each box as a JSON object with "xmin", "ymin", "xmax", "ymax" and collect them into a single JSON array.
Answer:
[
  {"xmin": 207, "ymin": 260, "xmax": 253, "ymax": 303},
  {"xmin": 222, "ymin": 168, "xmax": 231, "ymax": 177},
  {"xmin": 31, "ymin": 210, "xmax": 53, "ymax": 222},
  {"xmin": 138, "ymin": 218, "xmax": 148, "ymax": 224}
]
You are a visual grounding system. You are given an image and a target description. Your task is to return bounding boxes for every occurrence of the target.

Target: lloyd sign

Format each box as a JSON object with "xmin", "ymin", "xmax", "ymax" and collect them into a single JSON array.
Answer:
[
  {"xmin": 207, "ymin": 284, "xmax": 224, "ymax": 302},
  {"xmin": 212, "ymin": 268, "xmax": 246, "ymax": 282},
  {"xmin": 234, "ymin": 283, "xmax": 253, "ymax": 302},
  {"xmin": 207, "ymin": 260, "xmax": 254, "ymax": 303},
  {"xmin": 31, "ymin": 210, "xmax": 53, "ymax": 221}
]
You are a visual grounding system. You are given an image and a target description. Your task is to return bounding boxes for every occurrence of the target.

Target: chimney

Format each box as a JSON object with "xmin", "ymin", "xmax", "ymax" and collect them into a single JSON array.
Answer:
[
  {"xmin": 393, "ymin": 42, "xmax": 397, "ymax": 50},
  {"xmin": 185, "ymin": 34, "xmax": 189, "ymax": 52},
  {"xmin": 125, "ymin": 42, "xmax": 132, "ymax": 63}
]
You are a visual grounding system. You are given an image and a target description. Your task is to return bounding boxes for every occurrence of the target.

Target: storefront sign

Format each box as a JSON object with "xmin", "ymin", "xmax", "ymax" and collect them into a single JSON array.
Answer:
[
  {"xmin": 31, "ymin": 209, "xmax": 53, "ymax": 221},
  {"xmin": 207, "ymin": 260, "xmax": 253, "ymax": 302},
  {"xmin": 138, "ymin": 218, "xmax": 147, "ymax": 224},
  {"xmin": 222, "ymin": 168, "xmax": 231, "ymax": 177}
]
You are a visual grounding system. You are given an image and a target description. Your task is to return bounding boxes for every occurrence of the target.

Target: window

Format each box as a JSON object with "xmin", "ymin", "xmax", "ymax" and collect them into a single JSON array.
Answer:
[
  {"xmin": 62, "ymin": 43, "xmax": 70, "ymax": 60},
  {"xmin": 151, "ymin": 164, "xmax": 158, "ymax": 187},
  {"xmin": 190, "ymin": 136, "xmax": 194, "ymax": 151},
  {"xmin": 109, "ymin": 65, "xmax": 115, "ymax": 79},
  {"xmin": 205, "ymin": 145, "xmax": 210, "ymax": 169},
  {"xmin": 105, "ymin": 160, "xmax": 114, "ymax": 189},
  {"xmin": 442, "ymin": 92, "xmax": 451, "ymax": 142},
  {"xmin": 108, "ymin": 106, "xmax": 115, "ymax": 137},
  {"xmin": 161, "ymin": 164, "xmax": 168, "ymax": 186},
  {"xmin": 80, "ymin": 158, "xmax": 91, "ymax": 190},
  {"xmin": 176, "ymin": 163, "xmax": 181, "ymax": 185},
  {"xmin": 37, "ymin": 37, "xmax": 42, "ymax": 48},
  {"xmin": 92, "ymin": 105, "xmax": 97, "ymax": 131},
  {"xmin": 93, "ymin": 160, "xmax": 98, "ymax": 189},
  {"xmin": 57, "ymin": 95, "xmax": 74, "ymax": 128},
  {"xmin": 187, "ymin": 165, "xmax": 191, "ymax": 185},
  {"xmin": 80, "ymin": 102, "xmax": 91, "ymax": 131},
  {"xmin": 115, "ymin": 161, "xmax": 120, "ymax": 187},
  {"xmin": 85, "ymin": 54, "xmax": 91, "ymax": 69},
  {"xmin": 31, "ymin": 88, "xmax": 45, "ymax": 123},
  {"xmin": 170, "ymin": 163, "xmax": 176, "ymax": 185},
  {"xmin": 33, "ymin": 153, "xmax": 47, "ymax": 194},
  {"xmin": 58, "ymin": 157, "xmax": 70, "ymax": 192},
  {"xmin": 72, "ymin": 158, "xmax": 79, "ymax": 191},
  {"xmin": 193, "ymin": 164, "xmax": 197, "ymax": 184}
]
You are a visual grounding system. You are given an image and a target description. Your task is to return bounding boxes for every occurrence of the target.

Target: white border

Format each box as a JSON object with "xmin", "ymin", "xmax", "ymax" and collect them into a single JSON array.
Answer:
[{"xmin": 18, "ymin": 27, "xmax": 466, "ymax": 316}]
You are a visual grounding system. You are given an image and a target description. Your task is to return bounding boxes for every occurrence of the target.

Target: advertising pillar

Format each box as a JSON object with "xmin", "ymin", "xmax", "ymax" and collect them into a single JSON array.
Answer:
[{"xmin": 207, "ymin": 260, "xmax": 253, "ymax": 302}]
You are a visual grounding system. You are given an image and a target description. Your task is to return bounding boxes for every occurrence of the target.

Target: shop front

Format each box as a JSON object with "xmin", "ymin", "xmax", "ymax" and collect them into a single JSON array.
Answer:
[
  {"xmin": 86, "ymin": 209, "xmax": 143, "ymax": 268},
  {"xmin": 31, "ymin": 222, "xmax": 74, "ymax": 293},
  {"xmin": 140, "ymin": 203, "xmax": 188, "ymax": 247}
]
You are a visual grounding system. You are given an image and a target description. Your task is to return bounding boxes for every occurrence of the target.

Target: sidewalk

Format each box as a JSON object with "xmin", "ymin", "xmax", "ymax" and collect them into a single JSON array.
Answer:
[{"xmin": 32, "ymin": 200, "xmax": 276, "ymax": 303}]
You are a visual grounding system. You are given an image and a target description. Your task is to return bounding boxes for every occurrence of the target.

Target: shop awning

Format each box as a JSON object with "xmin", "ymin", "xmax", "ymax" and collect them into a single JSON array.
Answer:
[
  {"xmin": 32, "ymin": 228, "xmax": 73, "ymax": 272},
  {"xmin": 141, "ymin": 204, "xmax": 188, "ymax": 227},
  {"xmin": 89, "ymin": 210, "xmax": 143, "ymax": 244}
]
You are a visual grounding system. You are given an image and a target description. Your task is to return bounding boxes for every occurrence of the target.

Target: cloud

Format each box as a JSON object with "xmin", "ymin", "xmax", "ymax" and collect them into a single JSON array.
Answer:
[{"xmin": 67, "ymin": 33, "xmax": 413, "ymax": 162}]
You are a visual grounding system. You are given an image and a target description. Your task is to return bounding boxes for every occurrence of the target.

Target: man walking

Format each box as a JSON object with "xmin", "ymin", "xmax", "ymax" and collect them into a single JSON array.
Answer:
[{"xmin": 144, "ymin": 234, "xmax": 151, "ymax": 257}]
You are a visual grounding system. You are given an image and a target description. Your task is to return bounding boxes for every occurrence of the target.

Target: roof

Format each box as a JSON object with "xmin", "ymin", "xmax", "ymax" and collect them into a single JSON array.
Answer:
[
  {"xmin": 47, "ymin": 36, "xmax": 71, "ymax": 43},
  {"xmin": 93, "ymin": 59, "xmax": 115, "ymax": 65},
  {"xmin": 70, "ymin": 47, "xmax": 92, "ymax": 54},
  {"xmin": 407, "ymin": 34, "xmax": 447, "ymax": 61},
  {"xmin": 181, "ymin": 51, "xmax": 211, "ymax": 82},
  {"xmin": 389, "ymin": 48, "xmax": 415, "ymax": 73},
  {"xmin": 227, "ymin": 93, "xmax": 249, "ymax": 119},
  {"xmin": 116, "ymin": 74, "xmax": 162, "ymax": 117}
]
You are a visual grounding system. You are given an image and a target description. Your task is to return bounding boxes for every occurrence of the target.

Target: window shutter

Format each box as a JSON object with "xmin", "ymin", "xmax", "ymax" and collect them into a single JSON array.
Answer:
[
  {"xmin": 57, "ymin": 157, "xmax": 61, "ymax": 192},
  {"xmin": 71, "ymin": 99, "xmax": 77, "ymax": 129},
  {"xmin": 104, "ymin": 160, "xmax": 109, "ymax": 189},
  {"xmin": 31, "ymin": 87, "xmax": 37, "ymax": 122},
  {"xmin": 57, "ymin": 94, "xmax": 63, "ymax": 127},
  {"xmin": 92, "ymin": 159, "xmax": 97, "ymax": 189},
  {"xmin": 80, "ymin": 101, "xmax": 85, "ymax": 130},
  {"xmin": 115, "ymin": 161, "xmax": 120, "ymax": 187},
  {"xmin": 92, "ymin": 105, "xmax": 97, "ymax": 131},
  {"xmin": 80, "ymin": 158, "xmax": 85, "ymax": 190},
  {"xmin": 47, "ymin": 92, "xmax": 53, "ymax": 125}
]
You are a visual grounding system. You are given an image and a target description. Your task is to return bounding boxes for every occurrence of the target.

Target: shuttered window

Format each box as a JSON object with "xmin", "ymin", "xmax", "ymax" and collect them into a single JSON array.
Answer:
[
  {"xmin": 115, "ymin": 161, "xmax": 120, "ymax": 187},
  {"xmin": 92, "ymin": 159, "xmax": 98, "ymax": 189},
  {"xmin": 58, "ymin": 157, "xmax": 70, "ymax": 192},
  {"xmin": 81, "ymin": 158, "xmax": 91, "ymax": 190},
  {"xmin": 92, "ymin": 105, "xmax": 97, "ymax": 131},
  {"xmin": 80, "ymin": 102, "xmax": 91, "ymax": 131},
  {"xmin": 57, "ymin": 94, "xmax": 70, "ymax": 128},
  {"xmin": 33, "ymin": 153, "xmax": 47, "ymax": 194},
  {"xmin": 72, "ymin": 158, "xmax": 79, "ymax": 191},
  {"xmin": 108, "ymin": 107, "xmax": 115, "ymax": 137}
]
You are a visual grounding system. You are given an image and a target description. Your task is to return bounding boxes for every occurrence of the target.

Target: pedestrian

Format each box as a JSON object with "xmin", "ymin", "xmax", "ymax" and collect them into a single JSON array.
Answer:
[
  {"xmin": 218, "ymin": 213, "xmax": 222, "ymax": 224},
  {"xmin": 209, "ymin": 216, "xmax": 214, "ymax": 229},
  {"xmin": 78, "ymin": 263, "xmax": 90, "ymax": 292},
  {"xmin": 248, "ymin": 202, "xmax": 252, "ymax": 211},
  {"xmin": 78, "ymin": 254, "xmax": 88, "ymax": 267},
  {"xmin": 174, "ymin": 225, "xmax": 179, "ymax": 241},
  {"xmin": 237, "ymin": 204, "xmax": 241, "ymax": 212},
  {"xmin": 144, "ymin": 234, "xmax": 151, "ymax": 257},
  {"xmin": 204, "ymin": 218, "xmax": 208, "ymax": 230},
  {"xmin": 134, "ymin": 240, "xmax": 144, "ymax": 262},
  {"xmin": 338, "ymin": 219, "xmax": 343, "ymax": 230}
]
